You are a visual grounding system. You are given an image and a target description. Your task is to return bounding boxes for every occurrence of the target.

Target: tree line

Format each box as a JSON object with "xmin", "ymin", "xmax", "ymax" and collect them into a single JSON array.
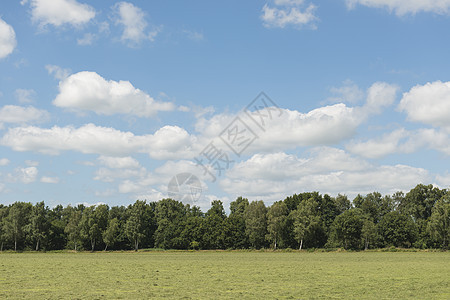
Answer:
[{"xmin": 0, "ymin": 184, "xmax": 448, "ymax": 251}]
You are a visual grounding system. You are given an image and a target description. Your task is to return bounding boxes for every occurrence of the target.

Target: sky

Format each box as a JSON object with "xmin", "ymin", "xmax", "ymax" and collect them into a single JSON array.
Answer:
[{"xmin": 0, "ymin": 0, "xmax": 450, "ymax": 211}]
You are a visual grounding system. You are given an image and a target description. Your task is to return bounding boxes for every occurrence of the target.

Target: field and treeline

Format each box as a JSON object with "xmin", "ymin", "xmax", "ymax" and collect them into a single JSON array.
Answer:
[{"xmin": 0, "ymin": 183, "xmax": 449, "ymax": 252}]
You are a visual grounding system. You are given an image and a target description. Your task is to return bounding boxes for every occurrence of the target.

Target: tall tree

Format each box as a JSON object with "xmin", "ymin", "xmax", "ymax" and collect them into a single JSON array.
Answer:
[
  {"xmin": 378, "ymin": 211, "xmax": 417, "ymax": 248},
  {"xmin": 103, "ymin": 218, "xmax": 120, "ymax": 251},
  {"xmin": 225, "ymin": 197, "xmax": 249, "ymax": 249},
  {"xmin": 26, "ymin": 201, "xmax": 48, "ymax": 251},
  {"xmin": 3, "ymin": 202, "xmax": 31, "ymax": 251},
  {"xmin": 266, "ymin": 201, "xmax": 288, "ymax": 249},
  {"xmin": 244, "ymin": 200, "xmax": 267, "ymax": 249},
  {"xmin": 361, "ymin": 218, "xmax": 376, "ymax": 250},
  {"xmin": 427, "ymin": 194, "xmax": 450, "ymax": 249},
  {"xmin": 65, "ymin": 208, "xmax": 83, "ymax": 251},
  {"xmin": 125, "ymin": 200, "xmax": 148, "ymax": 251},
  {"xmin": 292, "ymin": 198, "xmax": 321, "ymax": 250},
  {"xmin": 328, "ymin": 208, "xmax": 365, "ymax": 250}
]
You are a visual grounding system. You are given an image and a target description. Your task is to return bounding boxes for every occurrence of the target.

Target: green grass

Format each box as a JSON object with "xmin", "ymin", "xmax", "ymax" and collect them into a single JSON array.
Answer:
[{"xmin": 0, "ymin": 251, "xmax": 449, "ymax": 299}]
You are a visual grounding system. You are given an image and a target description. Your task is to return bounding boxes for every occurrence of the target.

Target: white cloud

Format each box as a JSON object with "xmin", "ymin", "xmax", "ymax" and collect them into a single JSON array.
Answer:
[
  {"xmin": 195, "ymin": 82, "xmax": 397, "ymax": 153},
  {"xmin": 14, "ymin": 89, "xmax": 36, "ymax": 104},
  {"xmin": 46, "ymin": 65, "xmax": 71, "ymax": 80},
  {"xmin": 97, "ymin": 156, "xmax": 140, "ymax": 169},
  {"xmin": 77, "ymin": 33, "xmax": 96, "ymax": 45},
  {"xmin": 261, "ymin": 1, "xmax": 317, "ymax": 29},
  {"xmin": 364, "ymin": 82, "xmax": 399, "ymax": 113},
  {"xmin": 112, "ymin": 2, "xmax": 160, "ymax": 47},
  {"xmin": 0, "ymin": 18, "xmax": 17, "ymax": 59},
  {"xmin": 94, "ymin": 167, "xmax": 146, "ymax": 183},
  {"xmin": 27, "ymin": 0, "xmax": 96, "ymax": 28},
  {"xmin": 41, "ymin": 176, "xmax": 59, "ymax": 183},
  {"xmin": 1, "ymin": 123, "xmax": 197, "ymax": 159},
  {"xmin": 25, "ymin": 160, "xmax": 39, "ymax": 167},
  {"xmin": 346, "ymin": 0, "xmax": 450, "ymax": 16},
  {"xmin": 9, "ymin": 166, "xmax": 38, "ymax": 184},
  {"xmin": 53, "ymin": 71, "xmax": 175, "ymax": 117},
  {"xmin": 183, "ymin": 30, "xmax": 204, "ymax": 41},
  {"xmin": 220, "ymin": 148, "xmax": 430, "ymax": 203},
  {"xmin": 399, "ymin": 81, "xmax": 450, "ymax": 130},
  {"xmin": 0, "ymin": 105, "xmax": 50, "ymax": 126},
  {"xmin": 0, "ymin": 158, "xmax": 10, "ymax": 166},
  {"xmin": 328, "ymin": 79, "xmax": 365, "ymax": 104},
  {"xmin": 347, "ymin": 129, "xmax": 411, "ymax": 158},
  {"xmin": 347, "ymin": 128, "xmax": 450, "ymax": 158}
]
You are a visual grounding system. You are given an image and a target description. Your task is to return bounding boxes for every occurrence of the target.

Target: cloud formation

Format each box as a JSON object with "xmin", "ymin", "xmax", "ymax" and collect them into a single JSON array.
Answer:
[
  {"xmin": 112, "ymin": 2, "xmax": 160, "ymax": 46},
  {"xmin": 399, "ymin": 81, "xmax": 450, "ymax": 130},
  {"xmin": 261, "ymin": 0, "xmax": 317, "ymax": 29},
  {"xmin": 0, "ymin": 18, "xmax": 17, "ymax": 59},
  {"xmin": 53, "ymin": 71, "xmax": 175, "ymax": 117},
  {"xmin": 1, "ymin": 123, "xmax": 196, "ymax": 159},
  {"xmin": 346, "ymin": 0, "xmax": 450, "ymax": 16},
  {"xmin": 26, "ymin": 0, "xmax": 96, "ymax": 28}
]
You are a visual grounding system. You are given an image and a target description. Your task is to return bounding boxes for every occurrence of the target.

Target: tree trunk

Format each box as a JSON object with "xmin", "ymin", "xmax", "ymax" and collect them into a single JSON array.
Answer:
[
  {"xmin": 74, "ymin": 243, "xmax": 77, "ymax": 251},
  {"xmin": 35, "ymin": 239, "xmax": 40, "ymax": 251},
  {"xmin": 365, "ymin": 238, "xmax": 369, "ymax": 250},
  {"xmin": 104, "ymin": 245, "xmax": 108, "ymax": 251},
  {"xmin": 135, "ymin": 239, "xmax": 138, "ymax": 251},
  {"xmin": 14, "ymin": 239, "xmax": 17, "ymax": 252},
  {"xmin": 91, "ymin": 240, "xmax": 95, "ymax": 252},
  {"xmin": 299, "ymin": 239, "xmax": 303, "ymax": 250}
]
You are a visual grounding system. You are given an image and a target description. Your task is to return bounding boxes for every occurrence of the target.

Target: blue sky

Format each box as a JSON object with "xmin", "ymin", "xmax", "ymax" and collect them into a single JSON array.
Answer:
[{"xmin": 0, "ymin": 0, "xmax": 450, "ymax": 211}]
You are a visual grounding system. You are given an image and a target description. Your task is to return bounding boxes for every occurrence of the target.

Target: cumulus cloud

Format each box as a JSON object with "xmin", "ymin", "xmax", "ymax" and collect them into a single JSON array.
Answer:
[
  {"xmin": 53, "ymin": 71, "xmax": 175, "ymax": 117},
  {"xmin": 195, "ymin": 82, "xmax": 397, "ymax": 154},
  {"xmin": 40, "ymin": 176, "xmax": 59, "ymax": 183},
  {"xmin": 346, "ymin": 0, "xmax": 450, "ymax": 16},
  {"xmin": 0, "ymin": 105, "xmax": 50, "ymax": 127},
  {"xmin": 97, "ymin": 156, "xmax": 141, "ymax": 169},
  {"xmin": 45, "ymin": 65, "xmax": 71, "ymax": 80},
  {"xmin": 328, "ymin": 79, "xmax": 365, "ymax": 104},
  {"xmin": 77, "ymin": 33, "xmax": 96, "ymax": 45},
  {"xmin": 347, "ymin": 128, "xmax": 450, "ymax": 158},
  {"xmin": 0, "ymin": 18, "xmax": 17, "ymax": 59},
  {"xmin": 15, "ymin": 89, "xmax": 36, "ymax": 104},
  {"xmin": 399, "ymin": 81, "xmax": 450, "ymax": 130},
  {"xmin": 220, "ymin": 148, "xmax": 430, "ymax": 203},
  {"xmin": 261, "ymin": 0, "xmax": 317, "ymax": 29},
  {"xmin": 8, "ymin": 167, "xmax": 38, "ymax": 184},
  {"xmin": 26, "ymin": 0, "xmax": 96, "ymax": 28},
  {"xmin": 1, "ymin": 123, "xmax": 197, "ymax": 159},
  {"xmin": 112, "ymin": 2, "xmax": 160, "ymax": 47},
  {"xmin": 0, "ymin": 158, "xmax": 10, "ymax": 166}
]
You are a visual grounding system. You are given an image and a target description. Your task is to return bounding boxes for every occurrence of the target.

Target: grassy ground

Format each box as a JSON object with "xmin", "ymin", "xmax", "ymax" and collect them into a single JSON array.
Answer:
[{"xmin": 0, "ymin": 251, "xmax": 448, "ymax": 299}]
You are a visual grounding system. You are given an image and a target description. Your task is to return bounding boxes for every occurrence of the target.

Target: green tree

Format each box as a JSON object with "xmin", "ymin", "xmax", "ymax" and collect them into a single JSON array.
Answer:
[
  {"xmin": 427, "ymin": 194, "xmax": 450, "ymax": 249},
  {"xmin": 328, "ymin": 209, "xmax": 365, "ymax": 250},
  {"xmin": 378, "ymin": 211, "xmax": 417, "ymax": 248},
  {"xmin": 125, "ymin": 200, "xmax": 148, "ymax": 251},
  {"xmin": 154, "ymin": 199, "xmax": 187, "ymax": 249},
  {"xmin": 361, "ymin": 218, "xmax": 376, "ymax": 250},
  {"xmin": 292, "ymin": 198, "xmax": 321, "ymax": 250},
  {"xmin": 201, "ymin": 200, "xmax": 226, "ymax": 249},
  {"xmin": 225, "ymin": 197, "xmax": 249, "ymax": 249},
  {"xmin": 103, "ymin": 218, "xmax": 120, "ymax": 250},
  {"xmin": 65, "ymin": 208, "xmax": 83, "ymax": 251},
  {"xmin": 244, "ymin": 201, "xmax": 267, "ymax": 249},
  {"xmin": 399, "ymin": 184, "xmax": 444, "ymax": 221},
  {"xmin": 3, "ymin": 202, "xmax": 31, "ymax": 251},
  {"xmin": 26, "ymin": 201, "xmax": 49, "ymax": 251},
  {"xmin": 266, "ymin": 201, "xmax": 288, "ymax": 249},
  {"xmin": 334, "ymin": 194, "xmax": 351, "ymax": 215}
]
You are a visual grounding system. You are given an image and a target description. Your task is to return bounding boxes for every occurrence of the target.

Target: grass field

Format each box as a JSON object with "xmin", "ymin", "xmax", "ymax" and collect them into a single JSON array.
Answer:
[{"xmin": 0, "ymin": 251, "xmax": 449, "ymax": 299}]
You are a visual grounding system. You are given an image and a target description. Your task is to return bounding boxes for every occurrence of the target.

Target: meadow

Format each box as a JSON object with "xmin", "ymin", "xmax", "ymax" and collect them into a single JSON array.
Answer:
[{"xmin": 0, "ymin": 251, "xmax": 448, "ymax": 299}]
